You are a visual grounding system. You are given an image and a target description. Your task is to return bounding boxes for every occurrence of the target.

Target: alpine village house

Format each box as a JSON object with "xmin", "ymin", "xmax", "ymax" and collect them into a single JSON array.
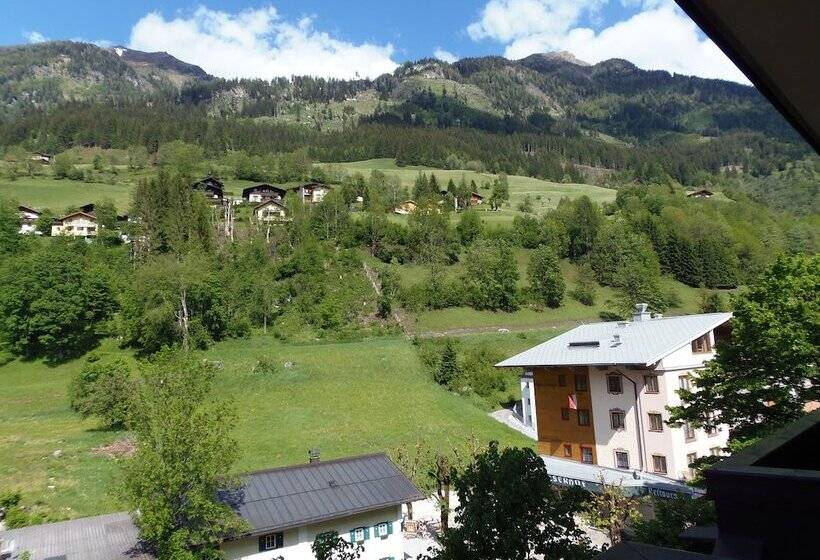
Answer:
[{"xmin": 497, "ymin": 304, "xmax": 732, "ymax": 481}]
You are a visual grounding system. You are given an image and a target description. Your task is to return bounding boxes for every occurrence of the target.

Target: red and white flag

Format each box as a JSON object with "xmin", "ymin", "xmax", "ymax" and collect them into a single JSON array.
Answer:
[{"xmin": 568, "ymin": 393, "xmax": 578, "ymax": 410}]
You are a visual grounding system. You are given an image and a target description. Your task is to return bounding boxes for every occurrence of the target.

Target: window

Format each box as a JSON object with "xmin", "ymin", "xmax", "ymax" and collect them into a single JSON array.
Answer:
[
  {"xmin": 607, "ymin": 375, "xmax": 623, "ymax": 394},
  {"xmin": 561, "ymin": 407, "xmax": 570, "ymax": 421},
  {"xmin": 375, "ymin": 521, "xmax": 392, "ymax": 538},
  {"xmin": 691, "ymin": 333, "xmax": 712, "ymax": 353},
  {"xmin": 679, "ymin": 376, "xmax": 691, "ymax": 391},
  {"xmin": 684, "ymin": 421, "xmax": 696, "ymax": 440},
  {"xmin": 259, "ymin": 532, "xmax": 283, "ymax": 551},
  {"xmin": 686, "ymin": 452, "xmax": 697, "ymax": 467},
  {"xmin": 581, "ymin": 446, "xmax": 594, "ymax": 464},
  {"xmin": 351, "ymin": 527, "xmax": 369, "ymax": 543},
  {"xmin": 615, "ymin": 450, "xmax": 630, "ymax": 469},
  {"xmin": 710, "ymin": 447, "xmax": 722, "ymax": 457},
  {"xmin": 558, "ymin": 374, "xmax": 566, "ymax": 387},
  {"xmin": 705, "ymin": 412, "xmax": 719, "ymax": 436},
  {"xmin": 577, "ymin": 409, "xmax": 590, "ymax": 426},
  {"xmin": 610, "ymin": 409, "xmax": 626, "ymax": 430},
  {"xmin": 648, "ymin": 413, "xmax": 664, "ymax": 432},
  {"xmin": 644, "ymin": 375, "xmax": 659, "ymax": 394},
  {"xmin": 574, "ymin": 374, "xmax": 588, "ymax": 392},
  {"xmin": 563, "ymin": 444, "xmax": 573, "ymax": 457},
  {"xmin": 652, "ymin": 455, "xmax": 668, "ymax": 474}
]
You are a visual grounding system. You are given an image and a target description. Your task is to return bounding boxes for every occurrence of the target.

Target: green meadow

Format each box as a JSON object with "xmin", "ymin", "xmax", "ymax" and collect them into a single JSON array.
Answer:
[{"xmin": 0, "ymin": 331, "xmax": 545, "ymax": 520}]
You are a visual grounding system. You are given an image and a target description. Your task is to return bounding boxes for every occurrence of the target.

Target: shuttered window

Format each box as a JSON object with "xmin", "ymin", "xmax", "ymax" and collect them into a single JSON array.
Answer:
[
  {"xmin": 259, "ymin": 532, "xmax": 283, "ymax": 551},
  {"xmin": 350, "ymin": 526, "xmax": 369, "ymax": 543},
  {"xmin": 374, "ymin": 521, "xmax": 393, "ymax": 538}
]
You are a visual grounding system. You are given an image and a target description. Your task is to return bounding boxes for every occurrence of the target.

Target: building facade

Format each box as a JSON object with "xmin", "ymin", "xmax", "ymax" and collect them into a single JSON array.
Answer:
[
  {"xmin": 51, "ymin": 212, "xmax": 98, "ymax": 237},
  {"xmin": 222, "ymin": 505, "xmax": 403, "ymax": 560},
  {"xmin": 501, "ymin": 306, "xmax": 731, "ymax": 480}
]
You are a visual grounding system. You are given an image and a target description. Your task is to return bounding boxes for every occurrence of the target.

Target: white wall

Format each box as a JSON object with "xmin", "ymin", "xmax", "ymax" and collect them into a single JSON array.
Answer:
[
  {"xmin": 589, "ymin": 328, "xmax": 728, "ymax": 479},
  {"xmin": 520, "ymin": 371, "xmax": 538, "ymax": 435},
  {"xmin": 222, "ymin": 505, "xmax": 403, "ymax": 560},
  {"xmin": 51, "ymin": 216, "xmax": 97, "ymax": 237}
]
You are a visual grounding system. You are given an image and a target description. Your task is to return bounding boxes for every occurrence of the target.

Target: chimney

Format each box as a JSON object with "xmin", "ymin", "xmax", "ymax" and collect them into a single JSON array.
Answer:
[
  {"xmin": 308, "ymin": 449, "xmax": 321, "ymax": 463},
  {"xmin": 633, "ymin": 303, "xmax": 651, "ymax": 322}
]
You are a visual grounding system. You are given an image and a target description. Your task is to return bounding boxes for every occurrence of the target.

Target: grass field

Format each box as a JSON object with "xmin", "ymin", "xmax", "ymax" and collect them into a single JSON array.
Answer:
[
  {"xmin": 335, "ymin": 158, "xmax": 616, "ymax": 224},
  {"xmin": 0, "ymin": 332, "xmax": 542, "ymax": 520},
  {"xmin": 0, "ymin": 176, "xmax": 134, "ymax": 212}
]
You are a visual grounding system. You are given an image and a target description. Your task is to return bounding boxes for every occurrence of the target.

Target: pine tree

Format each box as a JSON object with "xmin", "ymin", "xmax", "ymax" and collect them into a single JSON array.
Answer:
[{"xmin": 435, "ymin": 340, "xmax": 461, "ymax": 386}]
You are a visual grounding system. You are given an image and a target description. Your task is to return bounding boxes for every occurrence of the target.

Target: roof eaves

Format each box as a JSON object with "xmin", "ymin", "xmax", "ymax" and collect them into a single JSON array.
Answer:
[{"xmin": 641, "ymin": 313, "xmax": 732, "ymax": 366}]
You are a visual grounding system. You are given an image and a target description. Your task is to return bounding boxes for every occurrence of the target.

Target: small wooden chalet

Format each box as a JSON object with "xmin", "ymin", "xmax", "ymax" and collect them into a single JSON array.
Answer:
[
  {"xmin": 18, "ymin": 205, "xmax": 41, "ymax": 234},
  {"xmin": 30, "ymin": 152, "xmax": 52, "ymax": 163},
  {"xmin": 687, "ymin": 189, "xmax": 714, "ymax": 198},
  {"xmin": 192, "ymin": 177, "xmax": 225, "ymax": 202},
  {"xmin": 393, "ymin": 200, "xmax": 418, "ymax": 215},
  {"xmin": 253, "ymin": 199, "xmax": 287, "ymax": 222},
  {"xmin": 242, "ymin": 184, "xmax": 287, "ymax": 203},
  {"xmin": 470, "ymin": 191, "xmax": 485, "ymax": 205},
  {"xmin": 51, "ymin": 211, "xmax": 98, "ymax": 237},
  {"xmin": 291, "ymin": 182, "xmax": 331, "ymax": 204}
]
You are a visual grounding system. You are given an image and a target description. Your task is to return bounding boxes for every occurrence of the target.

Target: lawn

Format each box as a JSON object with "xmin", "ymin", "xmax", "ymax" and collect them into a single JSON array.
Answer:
[
  {"xmin": 0, "ymin": 333, "xmax": 537, "ymax": 520},
  {"xmin": 0, "ymin": 176, "xmax": 134, "ymax": 212}
]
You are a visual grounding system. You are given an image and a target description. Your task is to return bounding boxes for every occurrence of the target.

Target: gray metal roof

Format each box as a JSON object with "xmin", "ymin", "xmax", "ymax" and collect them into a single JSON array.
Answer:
[
  {"xmin": 0, "ymin": 512, "xmax": 150, "ymax": 560},
  {"xmin": 496, "ymin": 312, "xmax": 732, "ymax": 368},
  {"xmin": 223, "ymin": 453, "xmax": 425, "ymax": 535}
]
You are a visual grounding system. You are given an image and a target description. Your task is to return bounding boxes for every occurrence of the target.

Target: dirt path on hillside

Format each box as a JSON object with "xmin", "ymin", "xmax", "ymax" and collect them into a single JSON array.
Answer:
[{"xmin": 410, "ymin": 319, "xmax": 587, "ymax": 338}]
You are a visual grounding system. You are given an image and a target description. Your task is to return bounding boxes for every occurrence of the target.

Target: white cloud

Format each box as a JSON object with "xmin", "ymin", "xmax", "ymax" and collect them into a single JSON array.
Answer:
[
  {"xmin": 24, "ymin": 31, "xmax": 48, "ymax": 44},
  {"xmin": 434, "ymin": 48, "xmax": 458, "ymax": 63},
  {"xmin": 467, "ymin": 0, "xmax": 604, "ymax": 42},
  {"xmin": 128, "ymin": 6, "xmax": 398, "ymax": 80},
  {"xmin": 468, "ymin": 0, "xmax": 749, "ymax": 83}
]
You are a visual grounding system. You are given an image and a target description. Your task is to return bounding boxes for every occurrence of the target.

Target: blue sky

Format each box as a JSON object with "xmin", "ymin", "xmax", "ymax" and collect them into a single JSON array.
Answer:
[{"xmin": 4, "ymin": 0, "xmax": 747, "ymax": 83}]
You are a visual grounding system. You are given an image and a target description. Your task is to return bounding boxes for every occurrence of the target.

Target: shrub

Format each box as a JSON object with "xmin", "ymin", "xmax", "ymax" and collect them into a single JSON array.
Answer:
[
  {"xmin": 68, "ymin": 358, "xmax": 134, "ymax": 430},
  {"xmin": 252, "ymin": 356, "xmax": 279, "ymax": 375}
]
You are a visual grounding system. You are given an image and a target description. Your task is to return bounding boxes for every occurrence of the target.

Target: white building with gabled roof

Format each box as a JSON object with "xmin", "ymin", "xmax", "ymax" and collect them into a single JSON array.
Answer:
[{"xmin": 497, "ymin": 304, "xmax": 732, "ymax": 481}]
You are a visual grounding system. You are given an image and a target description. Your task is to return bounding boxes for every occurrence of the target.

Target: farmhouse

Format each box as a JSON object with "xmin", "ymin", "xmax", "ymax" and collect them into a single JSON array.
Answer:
[
  {"xmin": 192, "ymin": 177, "xmax": 225, "ymax": 202},
  {"xmin": 393, "ymin": 200, "xmax": 417, "ymax": 215},
  {"xmin": 0, "ymin": 453, "xmax": 423, "ymax": 560},
  {"xmin": 51, "ymin": 211, "xmax": 97, "ymax": 237},
  {"xmin": 291, "ymin": 182, "xmax": 331, "ymax": 204},
  {"xmin": 687, "ymin": 188, "xmax": 714, "ymax": 198},
  {"xmin": 242, "ymin": 184, "xmax": 287, "ymax": 203},
  {"xmin": 497, "ymin": 304, "xmax": 732, "ymax": 481},
  {"xmin": 253, "ymin": 199, "xmax": 287, "ymax": 222},
  {"xmin": 470, "ymin": 191, "xmax": 484, "ymax": 205},
  {"xmin": 17, "ymin": 205, "xmax": 40, "ymax": 234},
  {"xmin": 30, "ymin": 152, "xmax": 52, "ymax": 163}
]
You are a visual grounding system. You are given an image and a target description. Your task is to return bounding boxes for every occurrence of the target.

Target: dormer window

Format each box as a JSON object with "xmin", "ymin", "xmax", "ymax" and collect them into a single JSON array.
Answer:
[{"xmin": 691, "ymin": 333, "xmax": 712, "ymax": 353}]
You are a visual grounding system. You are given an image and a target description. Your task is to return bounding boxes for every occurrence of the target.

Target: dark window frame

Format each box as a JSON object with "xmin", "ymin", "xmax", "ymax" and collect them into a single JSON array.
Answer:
[
  {"xmin": 575, "ymin": 374, "xmax": 588, "ymax": 392},
  {"xmin": 614, "ymin": 450, "xmax": 630, "ymax": 469},
  {"xmin": 610, "ymin": 409, "xmax": 626, "ymax": 430},
  {"xmin": 607, "ymin": 374, "xmax": 623, "ymax": 394},
  {"xmin": 577, "ymin": 409, "xmax": 591, "ymax": 426},
  {"xmin": 561, "ymin": 407, "xmax": 570, "ymax": 421},
  {"xmin": 648, "ymin": 412, "xmax": 664, "ymax": 432},
  {"xmin": 652, "ymin": 454, "xmax": 668, "ymax": 474},
  {"xmin": 644, "ymin": 375, "xmax": 659, "ymax": 394},
  {"xmin": 563, "ymin": 444, "xmax": 573, "ymax": 457},
  {"xmin": 557, "ymin": 374, "xmax": 566, "ymax": 387},
  {"xmin": 581, "ymin": 446, "xmax": 594, "ymax": 464}
]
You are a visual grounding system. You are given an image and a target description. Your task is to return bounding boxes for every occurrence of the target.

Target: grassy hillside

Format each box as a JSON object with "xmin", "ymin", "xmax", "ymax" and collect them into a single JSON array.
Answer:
[
  {"xmin": 337, "ymin": 158, "xmax": 616, "ymax": 224},
  {"xmin": 0, "ymin": 176, "xmax": 134, "ymax": 212},
  {"xmin": 0, "ymin": 332, "xmax": 541, "ymax": 520},
  {"xmin": 381, "ymin": 250, "xmax": 710, "ymax": 333}
]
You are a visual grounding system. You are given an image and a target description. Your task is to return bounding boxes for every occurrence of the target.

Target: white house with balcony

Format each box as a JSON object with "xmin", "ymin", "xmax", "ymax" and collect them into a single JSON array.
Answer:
[
  {"xmin": 51, "ymin": 211, "xmax": 98, "ymax": 237},
  {"xmin": 498, "ymin": 304, "xmax": 732, "ymax": 481}
]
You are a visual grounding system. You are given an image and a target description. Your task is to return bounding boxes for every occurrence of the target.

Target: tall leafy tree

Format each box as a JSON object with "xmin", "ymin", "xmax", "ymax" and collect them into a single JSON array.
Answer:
[
  {"xmin": 669, "ymin": 255, "xmax": 819, "ymax": 444},
  {"xmin": 0, "ymin": 239, "xmax": 117, "ymax": 362},
  {"xmin": 0, "ymin": 197, "xmax": 20, "ymax": 255},
  {"xmin": 428, "ymin": 442, "xmax": 595, "ymax": 560},
  {"xmin": 565, "ymin": 196, "xmax": 602, "ymax": 261},
  {"xmin": 462, "ymin": 240, "xmax": 519, "ymax": 311},
  {"xmin": 122, "ymin": 351, "xmax": 247, "ymax": 560},
  {"xmin": 456, "ymin": 208, "xmax": 482, "ymax": 245},
  {"xmin": 528, "ymin": 246, "xmax": 565, "ymax": 308}
]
